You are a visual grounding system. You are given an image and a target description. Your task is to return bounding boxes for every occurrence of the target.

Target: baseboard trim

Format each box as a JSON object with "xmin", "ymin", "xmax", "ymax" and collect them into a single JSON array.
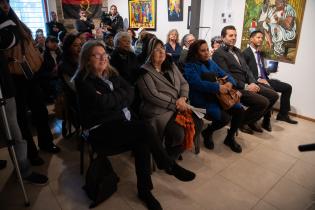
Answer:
[{"xmin": 273, "ymin": 108, "xmax": 315, "ymax": 123}]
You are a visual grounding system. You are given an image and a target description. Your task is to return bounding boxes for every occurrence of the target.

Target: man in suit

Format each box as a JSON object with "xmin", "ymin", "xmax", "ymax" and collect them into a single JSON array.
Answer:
[
  {"xmin": 243, "ymin": 30, "xmax": 297, "ymax": 124},
  {"xmin": 212, "ymin": 25, "xmax": 279, "ymax": 134}
]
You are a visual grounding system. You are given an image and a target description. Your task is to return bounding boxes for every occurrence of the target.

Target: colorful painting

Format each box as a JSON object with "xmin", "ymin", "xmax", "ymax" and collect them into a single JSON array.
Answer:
[
  {"xmin": 128, "ymin": 0, "xmax": 157, "ymax": 30},
  {"xmin": 241, "ymin": 0, "xmax": 306, "ymax": 64},
  {"xmin": 168, "ymin": 0, "xmax": 183, "ymax": 21}
]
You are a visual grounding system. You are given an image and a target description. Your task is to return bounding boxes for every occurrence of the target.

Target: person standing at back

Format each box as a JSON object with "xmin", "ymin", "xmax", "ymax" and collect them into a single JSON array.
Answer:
[{"xmin": 45, "ymin": 11, "xmax": 66, "ymax": 38}]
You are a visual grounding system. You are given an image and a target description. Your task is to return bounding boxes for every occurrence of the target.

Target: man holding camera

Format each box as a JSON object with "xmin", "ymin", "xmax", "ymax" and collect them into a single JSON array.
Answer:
[{"xmin": 243, "ymin": 30, "xmax": 297, "ymax": 124}]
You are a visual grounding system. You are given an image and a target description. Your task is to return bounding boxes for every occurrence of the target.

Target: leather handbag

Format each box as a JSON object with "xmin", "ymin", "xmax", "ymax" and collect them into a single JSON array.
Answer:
[{"xmin": 216, "ymin": 77, "xmax": 240, "ymax": 110}]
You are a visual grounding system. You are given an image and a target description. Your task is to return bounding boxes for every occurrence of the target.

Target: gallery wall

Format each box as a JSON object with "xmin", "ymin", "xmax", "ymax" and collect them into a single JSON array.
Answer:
[{"xmin": 108, "ymin": 0, "xmax": 191, "ymax": 43}]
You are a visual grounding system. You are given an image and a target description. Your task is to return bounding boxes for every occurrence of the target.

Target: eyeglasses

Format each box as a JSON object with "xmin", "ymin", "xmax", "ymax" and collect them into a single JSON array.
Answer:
[{"xmin": 92, "ymin": 53, "xmax": 109, "ymax": 60}]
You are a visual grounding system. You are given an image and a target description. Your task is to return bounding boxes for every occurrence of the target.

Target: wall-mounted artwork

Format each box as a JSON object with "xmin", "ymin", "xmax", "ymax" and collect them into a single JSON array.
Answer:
[
  {"xmin": 62, "ymin": 0, "xmax": 102, "ymax": 19},
  {"xmin": 128, "ymin": 0, "xmax": 157, "ymax": 30},
  {"xmin": 168, "ymin": 0, "xmax": 183, "ymax": 21},
  {"xmin": 241, "ymin": 0, "xmax": 306, "ymax": 64}
]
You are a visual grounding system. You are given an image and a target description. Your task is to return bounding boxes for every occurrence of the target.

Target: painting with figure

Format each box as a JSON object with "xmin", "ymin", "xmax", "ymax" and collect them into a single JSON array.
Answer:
[
  {"xmin": 168, "ymin": 0, "xmax": 183, "ymax": 21},
  {"xmin": 241, "ymin": 0, "xmax": 306, "ymax": 64},
  {"xmin": 128, "ymin": 0, "xmax": 156, "ymax": 30}
]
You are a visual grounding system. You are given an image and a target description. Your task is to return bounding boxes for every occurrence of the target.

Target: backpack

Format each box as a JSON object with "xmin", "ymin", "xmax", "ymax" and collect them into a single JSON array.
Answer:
[{"xmin": 83, "ymin": 154, "xmax": 119, "ymax": 208}]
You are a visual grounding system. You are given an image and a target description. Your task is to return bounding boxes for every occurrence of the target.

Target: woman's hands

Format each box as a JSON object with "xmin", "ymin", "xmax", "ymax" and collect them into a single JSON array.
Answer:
[{"xmin": 176, "ymin": 97, "xmax": 188, "ymax": 112}]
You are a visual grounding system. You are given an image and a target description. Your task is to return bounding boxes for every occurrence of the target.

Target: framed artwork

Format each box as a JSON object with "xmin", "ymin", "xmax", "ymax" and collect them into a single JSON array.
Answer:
[
  {"xmin": 241, "ymin": 0, "xmax": 306, "ymax": 64},
  {"xmin": 168, "ymin": 0, "xmax": 183, "ymax": 21},
  {"xmin": 187, "ymin": 6, "xmax": 191, "ymax": 29},
  {"xmin": 128, "ymin": 0, "xmax": 157, "ymax": 30}
]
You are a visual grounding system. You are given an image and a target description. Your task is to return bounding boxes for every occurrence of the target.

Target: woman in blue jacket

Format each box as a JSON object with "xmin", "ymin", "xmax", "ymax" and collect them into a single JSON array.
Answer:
[{"xmin": 184, "ymin": 40, "xmax": 244, "ymax": 153}]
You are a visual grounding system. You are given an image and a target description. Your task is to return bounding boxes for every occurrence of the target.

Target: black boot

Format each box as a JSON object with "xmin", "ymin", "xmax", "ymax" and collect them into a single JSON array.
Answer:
[
  {"xmin": 223, "ymin": 129, "xmax": 242, "ymax": 153},
  {"xmin": 166, "ymin": 162, "xmax": 196, "ymax": 182},
  {"xmin": 138, "ymin": 191, "xmax": 163, "ymax": 210},
  {"xmin": 202, "ymin": 127, "xmax": 214, "ymax": 150}
]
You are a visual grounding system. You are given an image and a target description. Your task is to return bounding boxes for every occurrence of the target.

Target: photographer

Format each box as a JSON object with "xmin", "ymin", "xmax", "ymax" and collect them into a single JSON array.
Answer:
[
  {"xmin": 0, "ymin": 0, "xmax": 48, "ymax": 184},
  {"xmin": 101, "ymin": 5, "xmax": 123, "ymax": 36}
]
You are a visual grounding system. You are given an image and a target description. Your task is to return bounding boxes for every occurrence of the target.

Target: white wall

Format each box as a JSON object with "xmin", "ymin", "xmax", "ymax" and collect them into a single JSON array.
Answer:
[
  {"xmin": 200, "ymin": 0, "xmax": 315, "ymax": 119},
  {"xmin": 108, "ymin": 0, "xmax": 191, "ymax": 43}
]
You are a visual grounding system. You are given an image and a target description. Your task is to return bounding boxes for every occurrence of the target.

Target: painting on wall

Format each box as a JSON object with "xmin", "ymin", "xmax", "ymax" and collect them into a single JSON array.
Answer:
[
  {"xmin": 168, "ymin": 0, "xmax": 183, "ymax": 21},
  {"xmin": 128, "ymin": 0, "xmax": 157, "ymax": 30},
  {"xmin": 241, "ymin": 0, "xmax": 306, "ymax": 64}
]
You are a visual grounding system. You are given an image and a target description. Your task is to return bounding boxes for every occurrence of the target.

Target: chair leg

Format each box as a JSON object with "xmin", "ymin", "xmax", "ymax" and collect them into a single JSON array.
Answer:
[{"xmin": 194, "ymin": 134, "xmax": 200, "ymax": 154}]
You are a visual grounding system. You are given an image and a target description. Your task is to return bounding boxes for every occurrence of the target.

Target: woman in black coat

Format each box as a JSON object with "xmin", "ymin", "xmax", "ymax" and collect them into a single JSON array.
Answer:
[{"xmin": 75, "ymin": 40, "xmax": 196, "ymax": 210}]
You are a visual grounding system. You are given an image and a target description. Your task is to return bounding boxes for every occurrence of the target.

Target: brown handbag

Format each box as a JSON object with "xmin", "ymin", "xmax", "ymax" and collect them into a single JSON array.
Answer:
[
  {"xmin": 6, "ymin": 38, "xmax": 43, "ymax": 79},
  {"xmin": 216, "ymin": 76, "xmax": 241, "ymax": 110}
]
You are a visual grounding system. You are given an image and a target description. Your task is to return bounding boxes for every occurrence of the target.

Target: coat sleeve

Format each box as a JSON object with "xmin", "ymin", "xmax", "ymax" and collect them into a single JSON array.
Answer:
[
  {"xmin": 212, "ymin": 50, "xmax": 230, "ymax": 74},
  {"xmin": 137, "ymin": 73, "xmax": 177, "ymax": 111},
  {"xmin": 184, "ymin": 63, "xmax": 220, "ymax": 94},
  {"xmin": 210, "ymin": 60, "xmax": 237, "ymax": 86}
]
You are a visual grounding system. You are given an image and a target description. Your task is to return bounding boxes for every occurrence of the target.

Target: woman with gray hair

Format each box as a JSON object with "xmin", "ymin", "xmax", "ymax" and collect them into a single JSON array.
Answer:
[
  {"xmin": 75, "ymin": 40, "xmax": 196, "ymax": 210},
  {"xmin": 137, "ymin": 38, "xmax": 202, "ymax": 160},
  {"xmin": 110, "ymin": 31, "xmax": 139, "ymax": 85},
  {"xmin": 165, "ymin": 29, "xmax": 182, "ymax": 63}
]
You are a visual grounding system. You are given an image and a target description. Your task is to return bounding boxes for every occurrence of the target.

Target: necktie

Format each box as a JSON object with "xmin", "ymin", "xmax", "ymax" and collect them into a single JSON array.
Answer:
[{"xmin": 255, "ymin": 51, "xmax": 266, "ymax": 79}]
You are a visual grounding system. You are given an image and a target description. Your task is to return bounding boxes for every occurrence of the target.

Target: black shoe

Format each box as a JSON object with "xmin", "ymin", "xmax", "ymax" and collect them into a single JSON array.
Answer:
[
  {"xmin": 166, "ymin": 163, "xmax": 196, "ymax": 182},
  {"xmin": 23, "ymin": 172, "xmax": 48, "ymax": 186},
  {"xmin": 202, "ymin": 129, "xmax": 214, "ymax": 150},
  {"xmin": 239, "ymin": 125, "xmax": 254, "ymax": 135},
  {"xmin": 29, "ymin": 156, "xmax": 45, "ymax": 166},
  {"xmin": 262, "ymin": 121, "xmax": 272, "ymax": 132},
  {"xmin": 0, "ymin": 160, "xmax": 7, "ymax": 170},
  {"xmin": 138, "ymin": 191, "xmax": 163, "ymax": 210},
  {"xmin": 248, "ymin": 123, "xmax": 263, "ymax": 133},
  {"xmin": 224, "ymin": 136, "xmax": 242, "ymax": 153},
  {"xmin": 276, "ymin": 114, "xmax": 298, "ymax": 124},
  {"xmin": 40, "ymin": 144, "xmax": 61, "ymax": 154}
]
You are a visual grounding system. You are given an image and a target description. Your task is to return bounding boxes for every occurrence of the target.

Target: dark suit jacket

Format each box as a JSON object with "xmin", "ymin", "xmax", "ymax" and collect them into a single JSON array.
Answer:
[
  {"xmin": 242, "ymin": 47, "xmax": 269, "ymax": 80},
  {"xmin": 212, "ymin": 46, "xmax": 256, "ymax": 90}
]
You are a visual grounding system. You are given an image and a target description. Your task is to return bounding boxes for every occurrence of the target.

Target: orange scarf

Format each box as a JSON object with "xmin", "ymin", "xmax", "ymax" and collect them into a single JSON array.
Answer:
[{"xmin": 175, "ymin": 110, "xmax": 195, "ymax": 150}]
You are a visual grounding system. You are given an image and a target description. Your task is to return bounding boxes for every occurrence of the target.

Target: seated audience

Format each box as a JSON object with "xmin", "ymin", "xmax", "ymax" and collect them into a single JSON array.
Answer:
[
  {"xmin": 75, "ymin": 9, "xmax": 95, "ymax": 34},
  {"xmin": 210, "ymin": 35, "xmax": 222, "ymax": 56},
  {"xmin": 137, "ymin": 32, "xmax": 157, "ymax": 65},
  {"xmin": 212, "ymin": 25, "xmax": 278, "ymax": 134},
  {"xmin": 137, "ymin": 38, "xmax": 202, "ymax": 159},
  {"xmin": 134, "ymin": 28, "xmax": 148, "ymax": 55},
  {"xmin": 104, "ymin": 32, "xmax": 115, "ymax": 55},
  {"xmin": 178, "ymin": 33, "xmax": 196, "ymax": 72},
  {"xmin": 110, "ymin": 32, "xmax": 139, "ymax": 85},
  {"xmin": 165, "ymin": 29, "xmax": 182, "ymax": 64},
  {"xmin": 127, "ymin": 28, "xmax": 138, "ymax": 47},
  {"xmin": 242, "ymin": 30, "xmax": 298, "ymax": 124},
  {"xmin": 74, "ymin": 40, "xmax": 196, "ymax": 210},
  {"xmin": 45, "ymin": 11, "xmax": 66, "ymax": 38},
  {"xmin": 38, "ymin": 36, "xmax": 62, "ymax": 103},
  {"xmin": 184, "ymin": 40, "xmax": 244, "ymax": 153},
  {"xmin": 35, "ymin": 29, "xmax": 46, "ymax": 53}
]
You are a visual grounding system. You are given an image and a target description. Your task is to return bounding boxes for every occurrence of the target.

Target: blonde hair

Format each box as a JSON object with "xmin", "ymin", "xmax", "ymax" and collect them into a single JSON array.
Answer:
[
  {"xmin": 78, "ymin": 40, "xmax": 118, "ymax": 79},
  {"xmin": 166, "ymin": 29, "xmax": 179, "ymax": 43}
]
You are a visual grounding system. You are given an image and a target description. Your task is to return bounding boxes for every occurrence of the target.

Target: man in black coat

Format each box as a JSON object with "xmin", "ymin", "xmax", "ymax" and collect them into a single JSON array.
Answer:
[
  {"xmin": 212, "ymin": 25, "xmax": 279, "ymax": 134},
  {"xmin": 45, "ymin": 11, "xmax": 66, "ymax": 38},
  {"xmin": 243, "ymin": 30, "xmax": 297, "ymax": 124},
  {"xmin": 75, "ymin": 9, "xmax": 95, "ymax": 34}
]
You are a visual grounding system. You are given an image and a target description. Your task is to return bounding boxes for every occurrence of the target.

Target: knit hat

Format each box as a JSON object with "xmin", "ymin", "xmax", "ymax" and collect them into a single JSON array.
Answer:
[{"xmin": 145, "ymin": 38, "xmax": 164, "ymax": 63}]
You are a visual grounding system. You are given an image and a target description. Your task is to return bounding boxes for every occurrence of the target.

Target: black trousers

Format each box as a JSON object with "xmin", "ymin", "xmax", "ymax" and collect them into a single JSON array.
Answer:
[
  {"xmin": 12, "ymin": 75, "xmax": 54, "ymax": 158},
  {"xmin": 268, "ymin": 79, "xmax": 292, "ymax": 116},
  {"xmin": 257, "ymin": 83, "xmax": 279, "ymax": 121},
  {"xmin": 88, "ymin": 120, "xmax": 173, "ymax": 192},
  {"xmin": 208, "ymin": 107, "xmax": 244, "ymax": 136}
]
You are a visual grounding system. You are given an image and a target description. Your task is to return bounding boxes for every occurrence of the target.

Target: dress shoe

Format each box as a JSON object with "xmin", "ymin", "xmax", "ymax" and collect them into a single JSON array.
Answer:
[
  {"xmin": 224, "ymin": 136, "xmax": 242, "ymax": 153},
  {"xmin": 262, "ymin": 121, "xmax": 272, "ymax": 132},
  {"xmin": 276, "ymin": 114, "xmax": 298, "ymax": 124},
  {"xmin": 248, "ymin": 123, "xmax": 263, "ymax": 133},
  {"xmin": 239, "ymin": 124, "xmax": 254, "ymax": 135},
  {"xmin": 29, "ymin": 156, "xmax": 45, "ymax": 166},
  {"xmin": 40, "ymin": 144, "xmax": 61, "ymax": 154},
  {"xmin": 166, "ymin": 162, "xmax": 196, "ymax": 182},
  {"xmin": 138, "ymin": 191, "xmax": 163, "ymax": 210},
  {"xmin": 202, "ymin": 129, "xmax": 214, "ymax": 150}
]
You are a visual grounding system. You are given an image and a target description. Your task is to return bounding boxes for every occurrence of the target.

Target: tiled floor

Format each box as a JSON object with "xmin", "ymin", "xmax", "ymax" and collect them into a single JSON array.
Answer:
[{"xmin": 1, "ymin": 115, "xmax": 315, "ymax": 210}]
